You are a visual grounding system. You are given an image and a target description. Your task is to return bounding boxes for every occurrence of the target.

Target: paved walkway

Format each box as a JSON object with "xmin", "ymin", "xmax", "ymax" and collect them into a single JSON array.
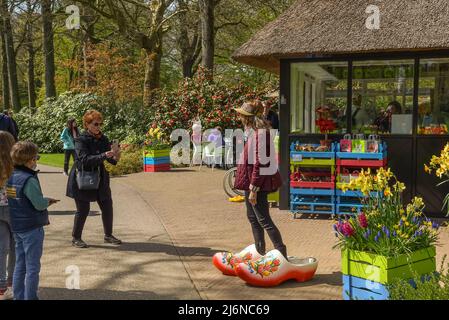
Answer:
[{"xmin": 36, "ymin": 165, "xmax": 449, "ymax": 300}]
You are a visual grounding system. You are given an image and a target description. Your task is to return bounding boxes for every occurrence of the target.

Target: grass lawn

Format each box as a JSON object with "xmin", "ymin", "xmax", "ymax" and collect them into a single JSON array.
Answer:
[{"xmin": 39, "ymin": 154, "xmax": 68, "ymax": 169}]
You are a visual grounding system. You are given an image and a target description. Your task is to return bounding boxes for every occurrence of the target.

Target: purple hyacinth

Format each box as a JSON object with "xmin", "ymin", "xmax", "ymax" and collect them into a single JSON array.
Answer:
[
  {"xmin": 432, "ymin": 222, "xmax": 439, "ymax": 230},
  {"xmin": 393, "ymin": 231, "xmax": 397, "ymax": 237}
]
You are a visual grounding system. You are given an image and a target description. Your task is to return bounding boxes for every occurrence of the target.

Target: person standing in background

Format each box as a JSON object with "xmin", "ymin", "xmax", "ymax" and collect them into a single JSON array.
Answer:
[
  {"xmin": 263, "ymin": 101, "xmax": 279, "ymax": 130},
  {"xmin": 60, "ymin": 118, "xmax": 80, "ymax": 176},
  {"xmin": 3, "ymin": 110, "xmax": 19, "ymax": 140},
  {"xmin": 0, "ymin": 111, "xmax": 17, "ymax": 141}
]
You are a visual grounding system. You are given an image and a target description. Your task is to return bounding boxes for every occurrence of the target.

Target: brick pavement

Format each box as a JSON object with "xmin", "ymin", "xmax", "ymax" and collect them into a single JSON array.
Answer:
[{"xmin": 121, "ymin": 167, "xmax": 449, "ymax": 300}]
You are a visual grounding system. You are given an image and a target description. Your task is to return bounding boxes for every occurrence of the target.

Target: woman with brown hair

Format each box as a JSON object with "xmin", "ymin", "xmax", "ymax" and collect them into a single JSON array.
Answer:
[
  {"xmin": 233, "ymin": 101, "xmax": 287, "ymax": 259},
  {"xmin": 66, "ymin": 110, "xmax": 121, "ymax": 248},
  {"xmin": 0, "ymin": 131, "xmax": 15, "ymax": 300}
]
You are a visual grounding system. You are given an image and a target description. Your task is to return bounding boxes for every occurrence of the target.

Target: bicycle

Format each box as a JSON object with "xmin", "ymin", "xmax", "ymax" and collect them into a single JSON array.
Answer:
[{"xmin": 223, "ymin": 167, "xmax": 245, "ymax": 198}]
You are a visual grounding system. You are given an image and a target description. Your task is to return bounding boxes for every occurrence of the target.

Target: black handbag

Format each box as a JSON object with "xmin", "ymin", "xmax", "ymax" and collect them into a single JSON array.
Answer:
[{"xmin": 76, "ymin": 165, "xmax": 100, "ymax": 190}]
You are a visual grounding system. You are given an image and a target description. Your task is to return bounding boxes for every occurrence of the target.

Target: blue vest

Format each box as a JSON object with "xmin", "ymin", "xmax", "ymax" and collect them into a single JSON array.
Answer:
[{"xmin": 6, "ymin": 168, "xmax": 49, "ymax": 233}]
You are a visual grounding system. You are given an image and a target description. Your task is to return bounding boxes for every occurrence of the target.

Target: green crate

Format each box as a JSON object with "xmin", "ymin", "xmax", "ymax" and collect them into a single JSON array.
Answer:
[
  {"xmin": 341, "ymin": 247, "xmax": 436, "ymax": 285},
  {"xmin": 143, "ymin": 149, "xmax": 171, "ymax": 158},
  {"xmin": 268, "ymin": 191, "xmax": 279, "ymax": 203},
  {"xmin": 291, "ymin": 158, "xmax": 335, "ymax": 167}
]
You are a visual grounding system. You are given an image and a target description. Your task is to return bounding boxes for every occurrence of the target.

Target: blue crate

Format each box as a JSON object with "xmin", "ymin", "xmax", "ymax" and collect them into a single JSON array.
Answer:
[
  {"xmin": 290, "ymin": 201, "xmax": 335, "ymax": 215},
  {"xmin": 290, "ymin": 142, "xmax": 336, "ymax": 160},
  {"xmin": 336, "ymin": 142, "xmax": 387, "ymax": 160},
  {"xmin": 336, "ymin": 203, "xmax": 365, "ymax": 215},
  {"xmin": 143, "ymin": 156, "xmax": 170, "ymax": 165},
  {"xmin": 343, "ymin": 275, "xmax": 389, "ymax": 300},
  {"xmin": 291, "ymin": 188, "xmax": 335, "ymax": 197},
  {"xmin": 336, "ymin": 190, "xmax": 382, "ymax": 198}
]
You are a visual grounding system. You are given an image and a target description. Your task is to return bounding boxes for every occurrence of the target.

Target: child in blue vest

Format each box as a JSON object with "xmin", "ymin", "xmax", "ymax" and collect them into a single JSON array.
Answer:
[{"xmin": 6, "ymin": 141, "xmax": 58, "ymax": 300}]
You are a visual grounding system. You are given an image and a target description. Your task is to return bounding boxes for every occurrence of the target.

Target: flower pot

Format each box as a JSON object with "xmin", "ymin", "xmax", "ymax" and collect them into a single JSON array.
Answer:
[{"xmin": 341, "ymin": 247, "xmax": 436, "ymax": 300}]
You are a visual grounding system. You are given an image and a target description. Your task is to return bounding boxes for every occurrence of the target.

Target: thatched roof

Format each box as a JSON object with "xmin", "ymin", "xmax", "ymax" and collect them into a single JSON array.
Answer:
[{"xmin": 233, "ymin": 0, "xmax": 449, "ymax": 73}]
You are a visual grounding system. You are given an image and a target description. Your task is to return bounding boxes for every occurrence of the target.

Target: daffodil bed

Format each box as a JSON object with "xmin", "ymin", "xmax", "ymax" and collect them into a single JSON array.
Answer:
[
  {"xmin": 334, "ymin": 168, "xmax": 440, "ymax": 257},
  {"xmin": 425, "ymin": 143, "xmax": 449, "ymax": 216}
]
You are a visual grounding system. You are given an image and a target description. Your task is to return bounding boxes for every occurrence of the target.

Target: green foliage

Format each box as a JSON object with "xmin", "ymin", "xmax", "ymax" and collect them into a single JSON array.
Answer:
[
  {"xmin": 15, "ymin": 92, "xmax": 154, "ymax": 153},
  {"xmin": 16, "ymin": 92, "xmax": 101, "ymax": 153},
  {"xmin": 389, "ymin": 256, "xmax": 449, "ymax": 300},
  {"xmin": 151, "ymin": 67, "xmax": 278, "ymax": 137},
  {"xmin": 105, "ymin": 145, "xmax": 143, "ymax": 177}
]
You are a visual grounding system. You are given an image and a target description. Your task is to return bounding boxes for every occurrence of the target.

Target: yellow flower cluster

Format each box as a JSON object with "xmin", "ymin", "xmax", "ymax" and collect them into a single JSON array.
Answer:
[
  {"xmin": 340, "ymin": 168, "xmax": 399, "ymax": 197},
  {"xmin": 426, "ymin": 143, "xmax": 449, "ymax": 178},
  {"xmin": 148, "ymin": 128, "xmax": 164, "ymax": 141}
]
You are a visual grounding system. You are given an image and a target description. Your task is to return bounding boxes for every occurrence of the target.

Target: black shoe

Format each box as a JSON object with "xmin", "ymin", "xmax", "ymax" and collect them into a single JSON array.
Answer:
[
  {"xmin": 104, "ymin": 235, "xmax": 122, "ymax": 245},
  {"xmin": 72, "ymin": 238, "xmax": 89, "ymax": 248}
]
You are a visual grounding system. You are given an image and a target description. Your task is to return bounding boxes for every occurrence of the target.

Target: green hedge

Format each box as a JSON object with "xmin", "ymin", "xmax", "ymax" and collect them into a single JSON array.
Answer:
[{"xmin": 16, "ymin": 92, "xmax": 154, "ymax": 153}]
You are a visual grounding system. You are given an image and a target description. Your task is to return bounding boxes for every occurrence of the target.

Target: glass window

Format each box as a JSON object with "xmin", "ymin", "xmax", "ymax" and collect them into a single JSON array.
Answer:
[
  {"xmin": 352, "ymin": 60, "xmax": 415, "ymax": 135},
  {"xmin": 290, "ymin": 62, "xmax": 348, "ymax": 134},
  {"xmin": 418, "ymin": 58, "xmax": 449, "ymax": 135}
]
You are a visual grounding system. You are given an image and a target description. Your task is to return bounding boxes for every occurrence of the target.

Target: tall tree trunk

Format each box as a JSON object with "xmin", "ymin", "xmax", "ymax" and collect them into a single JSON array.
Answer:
[
  {"xmin": 82, "ymin": 5, "xmax": 96, "ymax": 89},
  {"xmin": 26, "ymin": 0, "xmax": 36, "ymax": 111},
  {"xmin": 199, "ymin": 0, "xmax": 215, "ymax": 77},
  {"xmin": 42, "ymin": 0, "xmax": 56, "ymax": 98},
  {"xmin": 143, "ymin": 44, "xmax": 162, "ymax": 108},
  {"xmin": 0, "ymin": 22, "xmax": 9, "ymax": 109},
  {"xmin": 178, "ymin": 0, "xmax": 201, "ymax": 78},
  {"xmin": 0, "ymin": 0, "xmax": 20, "ymax": 111}
]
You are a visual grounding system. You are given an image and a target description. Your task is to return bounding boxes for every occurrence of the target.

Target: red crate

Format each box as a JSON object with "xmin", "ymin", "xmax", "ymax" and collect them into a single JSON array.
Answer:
[
  {"xmin": 144, "ymin": 164, "xmax": 171, "ymax": 172},
  {"xmin": 336, "ymin": 158, "xmax": 387, "ymax": 168},
  {"xmin": 290, "ymin": 181, "xmax": 335, "ymax": 189}
]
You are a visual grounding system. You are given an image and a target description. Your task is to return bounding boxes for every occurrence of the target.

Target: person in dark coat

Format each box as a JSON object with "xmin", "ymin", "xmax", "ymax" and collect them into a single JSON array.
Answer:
[
  {"xmin": 0, "ymin": 111, "xmax": 17, "ymax": 141},
  {"xmin": 66, "ymin": 110, "xmax": 122, "ymax": 248},
  {"xmin": 233, "ymin": 100, "xmax": 287, "ymax": 259}
]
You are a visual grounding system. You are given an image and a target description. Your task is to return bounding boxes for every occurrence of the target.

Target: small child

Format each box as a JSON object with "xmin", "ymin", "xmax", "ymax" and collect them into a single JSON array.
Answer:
[
  {"xmin": 6, "ymin": 141, "xmax": 58, "ymax": 300},
  {"xmin": 0, "ymin": 131, "xmax": 16, "ymax": 300}
]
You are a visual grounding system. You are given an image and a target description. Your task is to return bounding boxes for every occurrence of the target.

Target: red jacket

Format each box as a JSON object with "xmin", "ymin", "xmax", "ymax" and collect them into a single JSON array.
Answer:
[{"xmin": 234, "ymin": 129, "xmax": 283, "ymax": 192}]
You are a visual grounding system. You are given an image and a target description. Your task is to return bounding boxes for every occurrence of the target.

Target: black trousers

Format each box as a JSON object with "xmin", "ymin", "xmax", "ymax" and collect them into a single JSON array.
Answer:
[
  {"xmin": 64, "ymin": 149, "xmax": 76, "ymax": 174},
  {"xmin": 245, "ymin": 191, "xmax": 287, "ymax": 258},
  {"xmin": 72, "ymin": 198, "xmax": 114, "ymax": 240}
]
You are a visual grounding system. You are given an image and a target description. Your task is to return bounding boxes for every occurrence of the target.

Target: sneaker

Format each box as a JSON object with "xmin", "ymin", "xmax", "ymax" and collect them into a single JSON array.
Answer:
[
  {"xmin": 72, "ymin": 238, "xmax": 89, "ymax": 248},
  {"xmin": 104, "ymin": 235, "xmax": 122, "ymax": 245}
]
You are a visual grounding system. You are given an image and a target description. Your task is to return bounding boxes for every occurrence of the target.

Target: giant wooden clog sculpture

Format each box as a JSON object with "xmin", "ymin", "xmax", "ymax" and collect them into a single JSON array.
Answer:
[
  {"xmin": 235, "ymin": 249, "xmax": 318, "ymax": 287},
  {"xmin": 212, "ymin": 244, "xmax": 262, "ymax": 276}
]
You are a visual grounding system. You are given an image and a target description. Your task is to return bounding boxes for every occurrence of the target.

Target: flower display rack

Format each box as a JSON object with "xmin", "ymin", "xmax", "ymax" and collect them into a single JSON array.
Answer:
[
  {"xmin": 342, "ymin": 247, "xmax": 436, "ymax": 300},
  {"xmin": 335, "ymin": 142, "xmax": 387, "ymax": 216},
  {"xmin": 290, "ymin": 142, "xmax": 337, "ymax": 217},
  {"xmin": 143, "ymin": 149, "xmax": 171, "ymax": 172}
]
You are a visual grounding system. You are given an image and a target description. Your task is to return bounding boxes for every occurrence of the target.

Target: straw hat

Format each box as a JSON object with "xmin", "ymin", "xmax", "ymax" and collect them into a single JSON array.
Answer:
[{"xmin": 234, "ymin": 101, "xmax": 263, "ymax": 117}]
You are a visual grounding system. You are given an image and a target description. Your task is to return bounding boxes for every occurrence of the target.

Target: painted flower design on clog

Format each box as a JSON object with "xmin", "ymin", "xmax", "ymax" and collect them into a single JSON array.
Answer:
[
  {"xmin": 213, "ymin": 244, "xmax": 262, "ymax": 276},
  {"xmin": 247, "ymin": 253, "xmax": 281, "ymax": 278}
]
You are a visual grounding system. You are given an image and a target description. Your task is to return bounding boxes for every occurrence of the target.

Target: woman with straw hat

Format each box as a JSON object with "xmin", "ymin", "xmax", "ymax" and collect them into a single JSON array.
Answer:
[{"xmin": 233, "ymin": 100, "xmax": 287, "ymax": 259}]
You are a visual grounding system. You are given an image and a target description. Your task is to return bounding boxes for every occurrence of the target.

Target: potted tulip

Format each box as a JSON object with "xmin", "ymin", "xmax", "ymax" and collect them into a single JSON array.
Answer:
[
  {"xmin": 143, "ymin": 127, "xmax": 171, "ymax": 172},
  {"xmin": 334, "ymin": 168, "xmax": 439, "ymax": 300}
]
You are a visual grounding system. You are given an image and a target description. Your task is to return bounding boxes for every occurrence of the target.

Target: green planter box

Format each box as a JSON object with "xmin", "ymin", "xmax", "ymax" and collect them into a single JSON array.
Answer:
[
  {"xmin": 143, "ymin": 149, "xmax": 171, "ymax": 158},
  {"xmin": 342, "ymin": 247, "xmax": 436, "ymax": 285}
]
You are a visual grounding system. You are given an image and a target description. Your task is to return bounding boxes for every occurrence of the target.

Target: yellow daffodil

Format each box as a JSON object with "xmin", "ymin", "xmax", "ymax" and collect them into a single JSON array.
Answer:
[
  {"xmin": 384, "ymin": 187, "xmax": 392, "ymax": 197},
  {"xmin": 424, "ymin": 164, "xmax": 432, "ymax": 174}
]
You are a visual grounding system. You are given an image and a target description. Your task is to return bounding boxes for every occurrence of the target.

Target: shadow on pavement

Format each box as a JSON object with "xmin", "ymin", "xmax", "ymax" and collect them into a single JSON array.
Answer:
[
  {"xmin": 244, "ymin": 272, "xmax": 342, "ymax": 289},
  {"xmin": 48, "ymin": 211, "xmax": 100, "ymax": 217},
  {"xmin": 88, "ymin": 241, "xmax": 221, "ymax": 257},
  {"xmin": 39, "ymin": 287, "xmax": 179, "ymax": 300}
]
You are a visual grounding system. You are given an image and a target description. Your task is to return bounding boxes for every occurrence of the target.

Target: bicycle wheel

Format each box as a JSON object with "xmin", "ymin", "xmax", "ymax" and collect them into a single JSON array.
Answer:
[{"xmin": 223, "ymin": 168, "xmax": 245, "ymax": 198}]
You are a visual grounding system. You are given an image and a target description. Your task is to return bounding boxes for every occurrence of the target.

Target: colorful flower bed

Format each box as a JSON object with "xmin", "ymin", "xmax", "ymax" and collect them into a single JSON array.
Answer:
[{"xmin": 334, "ymin": 168, "xmax": 440, "ymax": 300}]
